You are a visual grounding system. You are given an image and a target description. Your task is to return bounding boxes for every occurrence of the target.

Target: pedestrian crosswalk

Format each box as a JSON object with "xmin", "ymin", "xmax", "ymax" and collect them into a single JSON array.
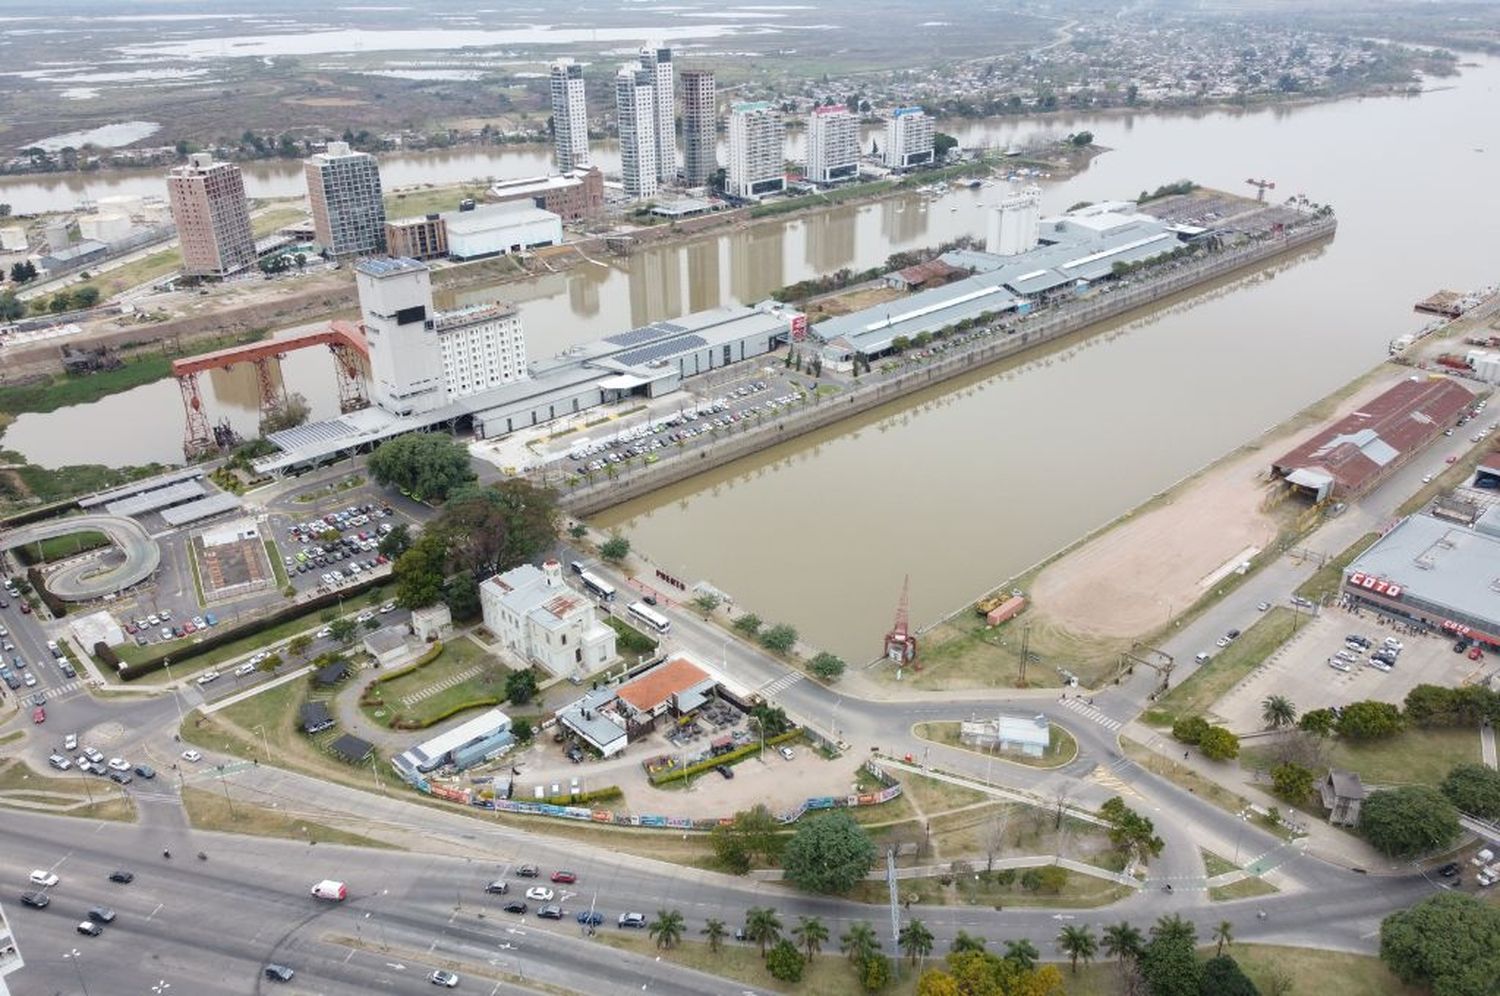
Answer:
[
  {"xmin": 1060, "ymin": 696, "xmax": 1122, "ymax": 731},
  {"xmin": 1090, "ymin": 755, "xmax": 1143, "ymax": 799},
  {"xmin": 757, "ymin": 671, "xmax": 803, "ymax": 698}
]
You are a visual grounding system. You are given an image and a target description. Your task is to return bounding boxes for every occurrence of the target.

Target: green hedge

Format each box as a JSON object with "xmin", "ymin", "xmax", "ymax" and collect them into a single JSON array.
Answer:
[
  {"xmin": 650, "ymin": 729, "xmax": 801, "ymax": 786},
  {"xmin": 27, "ymin": 566, "xmax": 66, "ymax": 618},
  {"xmin": 370, "ymin": 640, "xmax": 444, "ymax": 685},
  {"xmin": 93, "ymin": 641, "xmax": 121, "ymax": 669},
  {"xmin": 0, "ymin": 498, "xmax": 79, "ymax": 528},
  {"xmin": 537, "ymin": 785, "xmax": 623, "ymax": 807},
  {"xmin": 390, "ymin": 695, "xmax": 503, "ymax": 730},
  {"xmin": 119, "ymin": 573, "xmax": 388, "ymax": 680}
]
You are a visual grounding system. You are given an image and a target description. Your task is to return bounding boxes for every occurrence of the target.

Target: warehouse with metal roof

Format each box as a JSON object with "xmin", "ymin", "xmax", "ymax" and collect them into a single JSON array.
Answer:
[
  {"xmin": 1270, "ymin": 377, "xmax": 1475, "ymax": 501},
  {"xmin": 1342, "ymin": 512, "xmax": 1500, "ymax": 648}
]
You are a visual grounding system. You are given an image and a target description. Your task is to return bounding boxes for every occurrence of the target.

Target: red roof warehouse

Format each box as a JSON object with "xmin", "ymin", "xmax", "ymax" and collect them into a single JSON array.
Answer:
[{"xmin": 1271, "ymin": 377, "xmax": 1474, "ymax": 501}]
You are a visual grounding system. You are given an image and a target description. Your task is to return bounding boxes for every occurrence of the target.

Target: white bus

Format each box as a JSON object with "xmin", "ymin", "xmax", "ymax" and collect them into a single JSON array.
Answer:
[
  {"xmin": 628, "ymin": 601, "xmax": 671, "ymax": 634},
  {"xmin": 579, "ymin": 570, "xmax": 616, "ymax": 602}
]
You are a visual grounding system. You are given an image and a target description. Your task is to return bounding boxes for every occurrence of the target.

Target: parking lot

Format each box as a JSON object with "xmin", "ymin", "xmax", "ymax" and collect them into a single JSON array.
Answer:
[
  {"xmin": 264, "ymin": 499, "xmax": 399, "ymax": 600},
  {"xmin": 1213, "ymin": 609, "xmax": 1483, "ymax": 732}
]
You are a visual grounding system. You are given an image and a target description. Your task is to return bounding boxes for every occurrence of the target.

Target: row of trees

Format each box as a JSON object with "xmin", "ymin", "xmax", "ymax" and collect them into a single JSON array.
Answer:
[
  {"xmin": 1171, "ymin": 715, "xmax": 1241, "ymax": 761},
  {"xmin": 689, "ymin": 592, "xmax": 845, "ymax": 682},
  {"xmin": 8, "ymin": 260, "xmax": 37, "ymax": 284},
  {"xmin": 1381, "ymin": 892, "xmax": 1500, "ymax": 996}
]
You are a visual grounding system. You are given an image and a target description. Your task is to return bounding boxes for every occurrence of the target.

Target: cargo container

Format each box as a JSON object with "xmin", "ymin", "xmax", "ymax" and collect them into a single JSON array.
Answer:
[{"xmin": 986, "ymin": 596, "xmax": 1027, "ymax": 627}]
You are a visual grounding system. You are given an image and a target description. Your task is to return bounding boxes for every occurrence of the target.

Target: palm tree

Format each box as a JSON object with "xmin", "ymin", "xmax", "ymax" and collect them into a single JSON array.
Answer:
[
  {"xmin": 1101, "ymin": 921, "xmax": 1144, "ymax": 974},
  {"xmin": 793, "ymin": 916, "xmax": 829, "ymax": 960},
  {"xmin": 898, "ymin": 918, "xmax": 935, "ymax": 967},
  {"xmin": 1213, "ymin": 919, "xmax": 1234, "ymax": 957},
  {"xmin": 744, "ymin": 906, "xmax": 782, "ymax": 958},
  {"xmin": 840, "ymin": 921, "xmax": 880, "ymax": 964},
  {"xmin": 1003, "ymin": 938, "xmax": 1039, "ymax": 972},
  {"xmin": 1151, "ymin": 913, "xmax": 1197, "ymax": 947},
  {"xmin": 1056, "ymin": 924, "xmax": 1098, "ymax": 974},
  {"xmin": 951, "ymin": 930, "xmax": 987, "ymax": 954},
  {"xmin": 1261, "ymin": 694, "xmax": 1297, "ymax": 730},
  {"xmin": 702, "ymin": 918, "xmax": 727, "ymax": 953},
  {"xmin": 648, "ymin": 908, "xmax": 685, "ymax": 950}
]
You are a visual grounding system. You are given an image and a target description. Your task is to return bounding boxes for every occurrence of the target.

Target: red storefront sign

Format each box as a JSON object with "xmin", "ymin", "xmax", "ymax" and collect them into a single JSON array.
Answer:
[
  {"xmin": 789, "ymin": 314, "xmax": 808, "ymax": 341},
  {"xmin": 1348, "ymin": 572, "xmax": 1403, "ymax": 599}
]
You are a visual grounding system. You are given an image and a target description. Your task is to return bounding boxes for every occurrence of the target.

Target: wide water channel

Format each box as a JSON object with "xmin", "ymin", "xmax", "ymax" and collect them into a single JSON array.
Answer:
[{"xmin": 7, "ymin": 57, "xmax": 1500, "ymax": 660}]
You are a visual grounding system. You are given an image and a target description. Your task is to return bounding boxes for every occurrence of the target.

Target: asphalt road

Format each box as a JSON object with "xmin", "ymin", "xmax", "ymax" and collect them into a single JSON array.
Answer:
[{"xmin": 1, "ymin": 807, "xmax": 1434, "ymax": 996}]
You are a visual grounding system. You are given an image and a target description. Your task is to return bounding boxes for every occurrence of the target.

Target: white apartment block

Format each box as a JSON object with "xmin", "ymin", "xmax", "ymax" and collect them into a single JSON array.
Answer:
[
  {"xmin": 166, "ymin": 153, "xmax": 255, "ymax": 278},
  {"xmin": 806, "ymin": 106, "xmax": 859, "ymax": 184},
  {"xmin": 549, "ymin": 58, "xmax": 591, "ymax": 171},
  {"xmin": 639, "ymin": 42, "xmax": 677, "ymax": 183},
  {"xmin": 727, "ymin": 101, "xmax": 785, "ymax": 199},
  {"xmin": 480, "ymin": 560, "xmax": 618, "ymax": 679},
  {"xmin": 356, "ymin": 257, "xmax": 528, "ymax": 417},
  {"xmin": 615, "ymin": 62, "xmax": 659, "ymax": 200},
  {"xmin": 436, "ymin": 302, "xmax": 528, "ymax": 399},
  {"xmin": 884, "ymin": 107, "xmax": 935, "ymax": 169},
  {"xmin": 305, "ymin": 141, "xmax": 386, "ymax": 257}
]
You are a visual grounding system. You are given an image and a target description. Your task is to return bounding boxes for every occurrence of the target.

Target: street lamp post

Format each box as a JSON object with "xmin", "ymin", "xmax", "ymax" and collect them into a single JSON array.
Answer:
[
  {"xmin": 63, "ymin": 948, "xmax": 90, "ymax": 996},
  {"xmin": 162, "ymin": 657, "xmax": 185, "ymax": 732}
]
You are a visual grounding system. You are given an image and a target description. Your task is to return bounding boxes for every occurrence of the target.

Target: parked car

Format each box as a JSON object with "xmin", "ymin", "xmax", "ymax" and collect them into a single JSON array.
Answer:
[
  {"xmin": 76, "ymin": 920, "xmax": 103, "ymax": 937},
  {"xmin": 550, "ymin": 871, "xmax": 577, "ymax": 884},
  {"xmin": 20, "ymin": 891, "xmax": 49, "ymax": 909},
  {"xmin": 264, "ymin": 964, "xmax": 295, "ymax": 982},
  {"xmin": 516, "ymin": 864, "xmax": 539, "ymax": 878},
  {"xmin": 502, "ymin": 900, "xmax": 528, "ymax": 914},
  {"xmin": 618, "ymin": 912, "xmax": 647, "ymax": 928},
  {"xmin": 525, "ymin": 887, "xmax": 554, "ymax": 902},
  {"xmin": 536, "ymin": 905, "xmax": 563, "ymax": 920},
  {"xmin": 87, "ymin": 906, "xmax": 116, "ymax": 923},
  {"xmin": 484, "ymin": 880, "xmax": 509, "ymax": 894},
  {"xmin": 29, "ymin": 870, "xmax": 58, "ymax": 887},
  {"xmin": 779, "ymin": 746, "xmax": 796, "ymax": 761},
  {"xmin": 109, "ymin": 870, "xmax": 134, "ymax": 884},
  {"xmin": 576, "ymin": 910, "xmax": 604, "ymax": 926},
  {"xmin": 429, "ymin": 969, "xmax": 460, "ymax": 988},
  {"xmin": 716, "ymin": 764, "xmax": 735, "ymax": 779}
]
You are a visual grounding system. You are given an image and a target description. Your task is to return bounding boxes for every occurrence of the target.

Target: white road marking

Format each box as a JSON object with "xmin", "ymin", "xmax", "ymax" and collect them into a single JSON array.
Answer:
[{"xmin": 147, "ymin": 903, "xmax": 164, "ymax": 921}]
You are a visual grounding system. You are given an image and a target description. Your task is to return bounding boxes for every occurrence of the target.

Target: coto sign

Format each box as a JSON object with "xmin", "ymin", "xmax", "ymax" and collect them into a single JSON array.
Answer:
[
  {"xmin": 1348, "ymin": 572, "xmax": 1403, "ymax": 599},
  {"xmin": 789, "ymin": 314, "xmax": 808, "ymax": 341}
]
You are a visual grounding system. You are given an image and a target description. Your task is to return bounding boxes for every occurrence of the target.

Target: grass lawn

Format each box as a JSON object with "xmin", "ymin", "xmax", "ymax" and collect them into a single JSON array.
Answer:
[
  {"xmin": 1119, "ymin": 738, "xmax": 1276, "ymax": 835},
  {"xmin": 1063, "ymin": 944, "xmax": 1421, "ymax": 996},
  {"xmin": 180, "ymin": 785, "xmax": 396, "ymax": 849},
  {"xmin": 385, "ymin": 183, "xmax": 491, "ymax": 220},
  {"xmin": 251, "ymin": 204, "xmax": 308, "ymax": 237},
  {"xmin": 606, "ymin": 616, "xmax": 659, "ymax": 661},
  {"xmin": 1145, "ymin": 607, "xmax": 1297, "ymax": 726},
  {"xmin": 1209, "ymin": 876, "xmax": 1280, "ymax": 901},
  {"xmin": 1242, "ymin": 728, "xmax": 1480, "ymax": 788},
  {"xmin": 0, "ymin": 760, "xmax": 136, "ymax": 821},
  {"xmin": 1295, "ymin": 532, "xmax": 1380, "ymax": 602},
  {"xmin": 598, "ymin": 934, "xmax": 911, "ymax": 996},
  {"xmin": 843, "ymin": 867, "xmax": 1132, "ymax": 910},
  {"xmin": 359, "ymin": 638, "xmax": 504, "ymax": 729},
  {"xmin": 110, "ymin": 580, "xmax": 392, "ymax": 679},
  {"xmin": 265, "ymin": 538, "xmax": 289, "ymax": 588},
  {"xmin": 92, "ymin": 247, "xmax": 182, "ymax": 296},
  {"xmin": 1201, "ymin": 848, "xmax": 1237, "ymax": 877},
  {"xmin": 913, "ymin": 722, "xmax": 1079, "ymax": 769},
  {"xmin": 12, "ymin": 529, "xmax": 108, "ymax": 565},
  {"xmin": 872, "ymin": 608, "xmax": 1131, "ymax": 691}
]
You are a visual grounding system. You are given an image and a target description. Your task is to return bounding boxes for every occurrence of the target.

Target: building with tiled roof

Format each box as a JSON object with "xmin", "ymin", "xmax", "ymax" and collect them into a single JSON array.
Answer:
[{"xmin": 479, "ymin": 559, "xmax": 617, "ymax": 679}]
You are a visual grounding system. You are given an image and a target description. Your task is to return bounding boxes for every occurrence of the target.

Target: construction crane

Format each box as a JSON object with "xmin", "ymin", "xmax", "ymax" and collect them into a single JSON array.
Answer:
[
  {"xmin": 883, "ymin": 575, "xmax": 918, "ymax": 669},
  {"xmin": 1246, "ymin": 178, "xmax": 1276, "ymax": 201}
]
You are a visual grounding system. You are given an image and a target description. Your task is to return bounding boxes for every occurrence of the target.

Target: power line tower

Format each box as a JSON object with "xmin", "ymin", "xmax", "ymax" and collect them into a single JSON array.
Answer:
[{"xmin": 884, "ymin": 575, "xmax": 918, "ymax": 671}]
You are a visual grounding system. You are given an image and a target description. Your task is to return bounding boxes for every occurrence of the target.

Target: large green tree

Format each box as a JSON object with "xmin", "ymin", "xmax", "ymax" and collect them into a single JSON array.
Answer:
[
  {"xmin": 1099, "ymin": 796, "xmax": 1164, "ymax": 860},
  {"xmin": 1380, "ymin": 892, "xmax": 1500, "ymax": 996},
  {"xmin": 1140, "ymin": 920, "xmax": 1201, "ymax": 996},
  {"xmin": 1056, "ymin": 924, "xmax": 1097, "ymax": 974},
  {"xmin": 899, "ymin": 919, "xmax": 935, "ymax": 966},
  {"xmin": 1270, "ymin": 761, "xmax": 1316, "ymax": 806},
  {"xmin": 437, "ymin": 480, "xmax": 560, "ymax": 579},
  {"xmin": 744, "ymin": 906, "xmax": 783, "ymax": 957},
  {"xmin": 1336, "ymin": 699, "xmax": 1405, "ymax": 739},
  {"xmin": 782, "ymin": 811, "xmax": 876, "ymax": 894},
  {"xmin": 1197, "ymin": 725, "xmax": 1240, "ymax": 761},
  {"xmin": 1261, "ymin": 694, "xmax": 1297, "ymax": 730},
  {"xmin": 1360, "ymin": 785, "xmax": 1461, "ymax": 858},
  {"xmin": 648, "ymin": 908, "xmax": 685, "ymax": 950},
  {"xmin": 1441, "ymin": 762, "xmax": 1500, "ymax": 819},
  {"xmin": 368, "ymin": 432, "xmax": 476, "ymax": 502},
  {"xmin": 393, "ymin": 532, "xmax": 449, "ymax": 609},
  {"xmin": 766, "ymin": 939, "xmax": 805, "ymax": 982}
]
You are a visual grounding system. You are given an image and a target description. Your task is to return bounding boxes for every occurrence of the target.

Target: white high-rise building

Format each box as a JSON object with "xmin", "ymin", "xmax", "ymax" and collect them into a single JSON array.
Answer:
[
  {"xmin": 638, "ymin": 42, "xmax": 677, "ymax": 183},
  {"xmin": 615, "ymin": 62, "xmax": 659, "ymax": 200},
  {"xmin": 304, "ymin": 141, "xmax": 386, "ymax": 258},
  {"xmin": 727, "ymin": 101, "xmax": 785, "ymax": 199},
  {"xmin": 884, "ymin": 107, "xmax": 935, "ymax": 169},
  {"xmin": 806, "ymin": 106, "xmax": 859, "ymax": 185},
  {"xmin": 356, "ymin": 257, "xmax": 528, "ymax": 417},
  {"xmin": 549, "ymin": 58, "xmax": 590, "ymax": 171},
  {"xmin": 985, "ymin": 185, "xmax": 1043, "ymax": 256}
]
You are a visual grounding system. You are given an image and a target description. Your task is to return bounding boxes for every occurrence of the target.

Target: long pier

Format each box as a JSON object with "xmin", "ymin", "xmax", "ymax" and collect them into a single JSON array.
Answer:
[{"xmin": 561, "ymin": 216, "xmax": 1339, "ymax": 517}]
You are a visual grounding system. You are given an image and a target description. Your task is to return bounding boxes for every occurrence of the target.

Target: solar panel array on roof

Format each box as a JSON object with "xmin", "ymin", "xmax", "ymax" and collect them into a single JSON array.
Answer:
[
  {"xmin": 603, "ymin": 321, "xmax": 686, "ymax": 348},
  {"xmin": 104, "ymin": 480, "xmax": 206, "ymax": 517},
  {"xmin": 160, "ymin": 493, "xmax": 242, "ymax": 526},
  {"xmin": 267, "ymin": 419, "xmax": 360, "ymax": 451},
  {"xmin": 614, "ymin": 334, "xmax": 708, "ymax": 368}
]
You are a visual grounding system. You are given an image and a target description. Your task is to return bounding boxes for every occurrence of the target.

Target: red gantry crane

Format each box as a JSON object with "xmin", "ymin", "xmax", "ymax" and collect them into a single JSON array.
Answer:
[
  {"xmin": 884, "ymin": 575, "xmax": 918, "ymax": 669},
  {"xmin": 1246, "ymin": 178, "xmax": 1276, "ymax": 201}
]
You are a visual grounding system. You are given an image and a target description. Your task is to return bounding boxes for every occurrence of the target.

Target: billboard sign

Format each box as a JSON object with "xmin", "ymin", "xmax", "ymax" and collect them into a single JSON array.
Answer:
[{"xmin": 1348, "ymin": 572, "xmax": 1403, "ymax": 599}]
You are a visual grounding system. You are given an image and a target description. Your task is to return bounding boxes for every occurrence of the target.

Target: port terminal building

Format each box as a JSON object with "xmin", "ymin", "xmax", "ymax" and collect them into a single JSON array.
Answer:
[{"xmin": 248, "ymin": 256, "xmax": 804, "ymax": 476}]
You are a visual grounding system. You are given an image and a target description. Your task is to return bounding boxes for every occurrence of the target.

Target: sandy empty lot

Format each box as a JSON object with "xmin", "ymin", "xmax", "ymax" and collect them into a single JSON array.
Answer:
[{"xmin": 1029, "ymin": 368, "xmax": 1419, "ymax": 640}]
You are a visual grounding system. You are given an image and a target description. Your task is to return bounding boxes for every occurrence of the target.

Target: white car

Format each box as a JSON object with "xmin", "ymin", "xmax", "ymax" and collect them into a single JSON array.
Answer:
[
  {"xmin": 379, "ymin": 601, "xmax": 396, "ymax": 613},
  {"xmin": 181, "ymin": 749, "xmax": 202, "ymax": 763},
  {"xmin": 429, "ymin": 970, "xmax": 460, "ymax": 988},
  {"xmin": 234, "ymin": 663, "xmax": 256, "ymax": 677},
  {"xmin": 107, "ymin": 758, "xmax": 130, "ymax": 772},
  {"xmin": 64, "ymin": 733, "xmax": 78, "ymax": 751},
  {"xmin": 29, "ymin": 870, "xmax": 59, "ymax": 887},
  {"xmin": 196, "ymin": 671, "xmax": 221, "ymax": 686},
  {"xmin": 524, "ymin": 886, "xmax": 554, "ymax": 902},
  {"xmin": 317, "ymin": 627, "xmax": 332, "ymax": 639},
  {"xmin": 356, "ymin": 611, "xmax": 374, "ymax": 623},
  {"xmin": 779, "ymin": 746, "xmax": 796, "ymax": 761},
  {"xmin": 1328, "ymin": 658, "xmax": 1352, "ymax": 673},
  {"xmin": 1422, "ymin": 474, "xmax": 1434, "ymax": 484}
]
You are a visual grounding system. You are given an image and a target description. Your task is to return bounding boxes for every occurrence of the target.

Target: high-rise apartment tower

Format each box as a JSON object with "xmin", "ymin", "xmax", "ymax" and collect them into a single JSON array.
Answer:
[
  {"xmin": 165, "ymin": 153, "xmax": 256, "ymax": 278},
  {"xmin": 549, "ymin": 58, "xmax": 590, "ymax": 171}
]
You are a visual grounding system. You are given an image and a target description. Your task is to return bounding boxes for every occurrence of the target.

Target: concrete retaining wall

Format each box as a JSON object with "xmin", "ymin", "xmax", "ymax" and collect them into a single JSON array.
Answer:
[{"xmin": 562, "ymin": 218, "xmax": 1338, "ymax": 516}]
